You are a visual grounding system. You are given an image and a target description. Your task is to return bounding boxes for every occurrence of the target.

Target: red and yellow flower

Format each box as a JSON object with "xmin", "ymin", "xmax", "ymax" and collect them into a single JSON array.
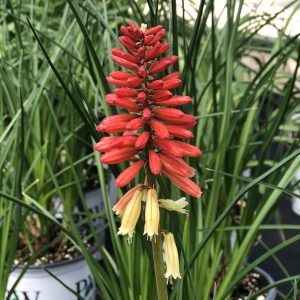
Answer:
[{"xmin": 95, "ymin": 21, "xmax": 202, "ymax": 198}]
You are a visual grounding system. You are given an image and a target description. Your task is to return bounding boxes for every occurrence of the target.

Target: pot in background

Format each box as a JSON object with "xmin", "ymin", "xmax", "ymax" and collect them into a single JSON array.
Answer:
[
  {"xmin": 6, "ymin": 256, "xmax": 95, "ymax": 300},
  {"xmin": 254, "ymin": 266, "xmax": 276, "ymax": 300}
]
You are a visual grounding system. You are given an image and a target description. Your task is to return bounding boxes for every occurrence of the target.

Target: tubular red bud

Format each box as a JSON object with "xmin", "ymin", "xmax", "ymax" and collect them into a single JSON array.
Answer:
[
  {"xmin": 111, "ymin": 55, "xmax": 139, "ymax": 72},
  {"xmin": 144, "ymin": 35, "xmax": 154, "ymax": 45},
  {"xmin": 158, "ymin": 153, "xmax": 195, "ymax": 178},
  {"xmin": 162, "ymin": 169, "xmax": 202, "ymax": 198},
  {"xmin": 94, "ymin": 135, "xmax": 138, "ymax": 152},
  {"xmin": 150, "ymin": 120, "xmax": 169, "ymax": 139},
  {"xmin": 172, "ymin": 141, "xmax": 202, "ymax": 157},
  {"xmin": 137, "ymin": 66, "xmax": 147, "ymax": 77},
  {"xmin": 119, "ymin": 36, "xmax": 138, "ymax": 49},
  {"xmin": 126, "ymin": 117, "xmax": 146, "ymax": 131},
  {"xmin": 135, "ymin": 131, "xmax": 150, "ymax": 148},
  {"xmin": 106, "ymin": 76, "xmax": 141, "ymax": 88},
  {"xmin": 101, "ymin": 114, "xmax": 137, "ymax": 125},
  {"xmin": 142, "ymin": 108, "xmax": 151, "ymax": 119},
  {"xmin": 114, "ymin": 88, "xmax": 138, "ymax": 97},
  {"xmin": 164, "ymin": 114, "xmax": 196, "ymax": 128},
  {"xmin": 148, "ymin": 80, "xmax": 164, "ymax": 89},
  {"xmin": 162, "ymin": 79, "xmax": 181, "ymax": 89},
  {"xmin": 145, "ymin": 42, "xmax": 162, "ymax": 60},
  {"xmin": 149, "ymin": 56, "xmax": 178, "ymax": 74},
  {"xmin": 96, "ymin": 122, "xmax": 127, "ymax": 133},
  {"xmin": 154, "ymin": 108, "xmax": 184, "ymax": 119},
  {"xmin": 149, "ymin": 150, "xmax": 162, "ymax": 174},
  {"xmin": 161, "ymin": 72, "xmax": 180, "ymax": 81},
  {"xmin": 151, "ymin": 90, "xmax": 173, "ymax": 101},
  {"xmin": 112, "ymin": 48, "xmax": 140, "ymax": 64},
  {"xmin": 145, "ymin": 25, "xmax": 164, "ymax": 35},
  {"xmin": 105, "ymin": 94, "xmax": 141, "ymax": 112},
  {"xmin": 154, "ymin": 139, "xmax": 183, "ymax": 157},
  {"xmin": 110, "ymin": 71, "xmax": 135, "ymax": 80},
  {"xmin": 115, "ymin": 160, "xmax": 145, "ymax": 187},
  {"xmin": 155, "ymin": 96, "xmax": 192, "ymax": 106},
  {"xmin": 137, "ymin": 92, "xmax": 147, "ymax": 102},
  {"xmin": 165, "ymin": 125, "xmax": 194, "ymax": 139},
  {"xmin": 151, "ymin": 29, "xmax": 165, "ymax": 44},
  {"xmin": 100, "ymin": 147, "xmax": 139, "ymax": 164},
  {"xmin": 120, "ymin": 26, "xmax": 139, "ymax": 41}
]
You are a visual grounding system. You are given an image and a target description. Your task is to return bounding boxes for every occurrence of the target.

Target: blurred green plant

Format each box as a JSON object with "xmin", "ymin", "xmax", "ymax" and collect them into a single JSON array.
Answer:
[{"xmin": 1, "ymin": 0, "xmax": 300, "ymax": 299}]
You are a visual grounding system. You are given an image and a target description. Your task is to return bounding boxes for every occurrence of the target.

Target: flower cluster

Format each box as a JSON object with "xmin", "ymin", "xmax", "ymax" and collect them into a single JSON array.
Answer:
[
  {"xmin": 95, "ymin": 21, "xmax": 202, "ymax": 281},
  {"xmin": 94, "ymin": 21, "xmax": 202, "ymax": 198}
]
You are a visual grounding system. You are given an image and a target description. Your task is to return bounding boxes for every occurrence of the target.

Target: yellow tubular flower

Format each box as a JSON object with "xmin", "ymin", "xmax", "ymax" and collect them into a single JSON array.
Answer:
[
  {"xmin": 163, "ymin": 232, "xmax": 181, "ymax": 282},
  {"xmin": 144, "ymin": 188, "xmax": 160, "ymax": 240},
  {"xmin": 158, "ymin": 197, "xmax": 189, "ymax": 214},
  {"xmin": 118, "ymin": 190, "xmax": 143, "ymax": 243}
]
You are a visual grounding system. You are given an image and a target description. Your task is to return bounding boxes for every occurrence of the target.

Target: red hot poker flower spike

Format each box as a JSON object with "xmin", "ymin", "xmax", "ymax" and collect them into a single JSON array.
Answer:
[{"xmin": 95, "ymin": 21, "xmax": 202, "ymax": 197}]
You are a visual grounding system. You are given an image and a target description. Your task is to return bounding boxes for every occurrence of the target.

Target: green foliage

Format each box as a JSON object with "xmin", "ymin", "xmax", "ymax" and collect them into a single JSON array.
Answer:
[{"xmin": 1, "ymin": 0, "xmax": 300, "ymax": 299}]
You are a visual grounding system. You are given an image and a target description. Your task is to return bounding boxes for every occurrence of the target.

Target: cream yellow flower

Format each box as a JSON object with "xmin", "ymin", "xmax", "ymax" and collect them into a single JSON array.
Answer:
[
  {"xmin": 118, "ymin": 190, "xmax": 143, "ymax": 243},
  {"xmin": 144, "ymin": 188, "xmax": 159, "ymax": 240},
  {"xmin": 158, "ymin": 197, "xmax": 189, "ymax": 214},
  {"xmin": 163, "ymin": 232, "xmax": 181, "ymax": 282}
]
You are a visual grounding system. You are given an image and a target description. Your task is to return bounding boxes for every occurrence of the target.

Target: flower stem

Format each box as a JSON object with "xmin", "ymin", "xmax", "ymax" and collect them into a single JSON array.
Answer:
[
  {"xmin": 152, "ymin": 234, "xmax": 168, "ymax": 300},
  {"xmin": 146, "ymin": 168, "xmax": 168, "ymax": 300}
]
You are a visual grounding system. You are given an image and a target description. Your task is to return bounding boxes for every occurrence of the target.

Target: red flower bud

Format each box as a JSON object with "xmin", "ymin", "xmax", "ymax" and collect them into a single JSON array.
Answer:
[
  {"xmin": 145, "ymin": 25, "xmax": 163, "ymax": 35},
  {"xmin": 101, "ymin": 114, "xmax": 137, "ymax": 125},
  {"xmin": 164, "ymin": 114, "xmax": 196, "ymax": 128},
  {"xmin": 172, "ymin": 141, "xmax": 202, "ymax": 157},
  {"xmin": 148, "ymin": 80, "xmax": 164, "ymax": 89},
  {"xmin": 162, "ymin": 169, "xmax": 202, "ymax": 198},
  {"xmin": 126, "ymin": 117, "xmax": 146, "ymax": 131},
  {"xmin": 165, "ymin": 125, "xmax": 194, "ymax": 139},
  {"xmin": 100, "ymin": 147, "xmax": 139, "ymax": 164},
  {"xmin": 151, "ymin": 90, "xmax": 173, "ymax": 101},
  {"xmin": 137, "ymin": 92, "xmax": 147, "ymax": 102},
  {"xmin": 135, "ymin": 131, "xmax": 150, "ymax": 148},
  {"xmin": 111, "ymin": 55, "xmax": 139, "ymax": 72},
  {"xmin": 94, "ymin": 135, "xmax": 138, "ymax": 152},
  {"xmin": 119, "ymin": 36, "xmax": 138, "ymax": 49},
  {"xmin": 149, "ymin": 150, "xmax": 161, "ymax": 174},
  {"xmin": 96, "ymin": 122, "xmax": 127, "ymax": 133},
  {"xmin": 114, "ymin": 88, "xmax": 138, "ymax": 97},
  {"xmin": 154, "ymin": 139, "xmax": 183, "ymax": 157},
  {"xmin": 149, "ymin": 56, "xmax": 178, "ymax": 74},
  {"xmin": 137, "ymin": 66, "xmax": 147, "ymax": 77},
  {"xmin": 112, "ymin": 48, "xmax": 140, "ymax": 64},
  {"xmin": 105, "ymin": 94, "xmax": 141, "ymax": 112},
  {"xmin": 151, "ymin": 29, "xmax": 165, "ymax": 44},
  {"xmin": 142, "ymin": 108, "xmax": 151, "ymax": 119},
  {"xmin": 155, "ymin": 96, "xmax": 192, "ymax": 106},
  {"xmin": 110, "ymin": 71, "xmax": 136, "ymax": 80},
  {"xmin": 120, "ymin": 26, "xmax": 139, "ymax": 41},
  {"xmin": 115, "ymin": 160, "xmax": 145, "ymax": 187},
  {"xmin": 158, "ymin": 153, "xmax": 195, "ymax": 178},
  {"xmin": 154, "ymin": 108, "xmax": 184, "ymax": 119},
  {"xmin": 106, "ymin": 76, "xmax": 141, "ymax": 88},
  {"xmin": 150, "ymin": 120, "xmax": 169, "ymax": 139}
]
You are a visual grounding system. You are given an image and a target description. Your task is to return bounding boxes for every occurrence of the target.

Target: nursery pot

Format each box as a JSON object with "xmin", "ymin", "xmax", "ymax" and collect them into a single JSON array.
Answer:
[
  {"xmin": 6, "ymin": 256, "xmax": 95, "ymax": 300},
  {"xmin": 252, "ymin": 267, "xmax": 276, "ymax": 300}
]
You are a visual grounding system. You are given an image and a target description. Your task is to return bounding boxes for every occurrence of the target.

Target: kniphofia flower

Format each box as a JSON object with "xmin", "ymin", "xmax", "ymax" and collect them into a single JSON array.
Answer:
[
  {"xmin": 163, "ymin": 232, "xmax": 181, "ymax": 281},
  {"xmin": 94, "ymin": 21, "xmax": 202, "ymax": 198},
  {"xmin": 94, "ymin": 22, "xmax": 203, "ymax": 250}
]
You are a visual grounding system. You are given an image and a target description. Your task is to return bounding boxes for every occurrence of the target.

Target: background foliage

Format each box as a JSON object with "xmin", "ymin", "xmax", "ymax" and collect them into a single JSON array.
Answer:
[{"xmin": 1, "ymin": 0, "xmax": 300, "ymax": 299}]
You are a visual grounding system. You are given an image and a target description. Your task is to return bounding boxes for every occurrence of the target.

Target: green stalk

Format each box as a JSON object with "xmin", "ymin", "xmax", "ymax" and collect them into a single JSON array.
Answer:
[
  {"xmin": 152, "ymin": 235, "xmax": 168, "ymax": 300},
  {"xmin": 147, "ymin": 169, "xmax": 168, "ymax": 300}
]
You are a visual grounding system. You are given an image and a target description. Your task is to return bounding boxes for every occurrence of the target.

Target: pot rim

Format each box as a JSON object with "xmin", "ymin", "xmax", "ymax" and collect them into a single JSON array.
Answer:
[
  {"xmin": 254, "ymin": 266, "xmax": 277, "ymax": 300},
  {"xmin": 13, "ymin": 246, "xmax": 98, "ymax": 271}
]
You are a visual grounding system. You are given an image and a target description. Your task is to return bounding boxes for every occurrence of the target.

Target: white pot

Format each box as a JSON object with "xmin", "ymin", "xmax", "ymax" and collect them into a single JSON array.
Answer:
[{"xmin": 6, "ymin": 256, "xmax": 96, "ymax": 300}]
